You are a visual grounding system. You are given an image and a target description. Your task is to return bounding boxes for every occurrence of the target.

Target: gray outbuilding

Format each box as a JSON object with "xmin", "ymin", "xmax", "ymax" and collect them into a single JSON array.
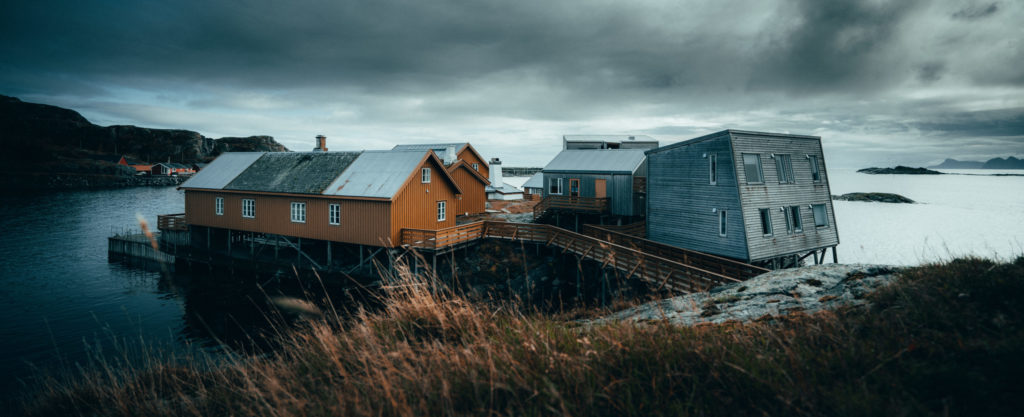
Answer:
[
  {"xmin": 541, "ymin": 148, "xmax": 648, "ymax": 218},
  {"xmin": 645, "ymin": 130, "xmax": 839, "ymax": 268}
]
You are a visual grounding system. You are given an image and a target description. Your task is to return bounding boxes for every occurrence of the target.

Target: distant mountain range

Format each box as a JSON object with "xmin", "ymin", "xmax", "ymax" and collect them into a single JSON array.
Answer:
[
  {"xmin": 930, "ymin": 157, "xmax": 1024, "ymax": 169},
  {"xmin": 0, "ymin": 94, "xmax": 289, "ymax": 189}
]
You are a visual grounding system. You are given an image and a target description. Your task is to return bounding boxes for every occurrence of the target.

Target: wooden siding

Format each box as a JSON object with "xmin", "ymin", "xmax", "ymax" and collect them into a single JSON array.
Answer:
[
  {"xmin": 390, "ymin": 156, "xmax": 459, "ymax": 246},
  {"xmin": 646, "ymin": 133, "xmax": 749, "ymax": 260},
  {"xmin": 729, "ymin": 133, "xmax": 839, "ymax": 261},
  {"xmin": 458, "ymin": 147, "xmax": 489, "ymax": 179},
  {"xmin": 448, "ymin": 164, "xmax": 487, "ymax": 216},
  {"xmin": 542, "ymin": 173, "xmax": 638, "ymax": 216},
  {"xmin": 184, "ymin": 190, "xmax": 392, "ymax": 247}
]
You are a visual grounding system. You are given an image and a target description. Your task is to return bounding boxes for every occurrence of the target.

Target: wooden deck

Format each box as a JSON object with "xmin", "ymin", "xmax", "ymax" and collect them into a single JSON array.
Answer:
[
  {"xmin": 533, "ymin": 196, "xmax": 609, "ymax": 219},
  {"xmin": 401, "ymin": 220, "xmax": 760, "ymax": 293},
  {"xmin": 157, "ymin": 213, "xmax": 188, "ymax": 231}
]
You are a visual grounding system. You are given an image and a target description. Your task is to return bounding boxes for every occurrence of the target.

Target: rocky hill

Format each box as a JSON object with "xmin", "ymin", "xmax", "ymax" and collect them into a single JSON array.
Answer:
[
  {"xmin": 857, "ymin": 166, "xmax": 942, "ymax": 175},
  {"xmin": 0, "ymin": 95, "xmax": 288, "ymax": 189},
  {"xmin": 930, "ymin": 156, "xmax": 1024, "ymax": 169}
]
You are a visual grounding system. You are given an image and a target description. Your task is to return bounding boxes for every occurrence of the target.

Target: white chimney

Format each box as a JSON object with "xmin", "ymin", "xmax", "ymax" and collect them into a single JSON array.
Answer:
[
  {"xmin": 444, "ymin": 145, "xmax": 457, "ymax": 165},
  {"xmin": 489, "ymin": 157, "xmax": 503, "ymax": 187}
]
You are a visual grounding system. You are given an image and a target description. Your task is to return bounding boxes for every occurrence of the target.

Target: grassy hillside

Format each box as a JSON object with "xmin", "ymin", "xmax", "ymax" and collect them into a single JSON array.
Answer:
[{"xmin": 20, "ymin": 256, "xmax": 1024, "ymax": 416}]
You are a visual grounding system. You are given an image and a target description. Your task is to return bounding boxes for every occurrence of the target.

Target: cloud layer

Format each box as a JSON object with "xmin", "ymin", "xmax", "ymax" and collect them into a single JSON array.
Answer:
[{"xmin": 1, "ymin": 0, "xmax": 1021, "ymax": 167}]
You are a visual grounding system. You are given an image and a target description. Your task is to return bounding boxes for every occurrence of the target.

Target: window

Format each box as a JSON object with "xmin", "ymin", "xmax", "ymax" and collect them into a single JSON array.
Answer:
[
  {"xmin": 786, "ymin": 206, "xmax": 803, "ymax": 233},
  {"xmin": 548, "ymin": 177, "xmax": 562, "ymax": 195},
  {"xmin": 709, "ymin": 153, "xmax": 717, "ymax": 185},
  {"xmin": 742, "ymin": 153, "xmax": 763, "ymax": 184},
  {"xmin": 421, "ymin": 167, "xmax": 431, "ymax": 183},
  {"xmin": 759, "ymin": 208, "xmax": 773, "ymax": 236},
  {"xmin": 242, "ymin": 199, "xmax": 255, "ymax": 218},
  {"xmin": 436, "ymin": 200, "xmax": 446, "ymax": 221},
  {"xmin": 809, "ymin": 156, "xmax": 821, "ymax": 182},
  {"xmin": 812, "ymin": 204, "xmax": 828, "ymax": 227},
  {"xmin": 472, "ymin": 163, "xmax": 479, "ymax": 171},
  {"xmin": 290, "ymin": 202, "xmax": 306, "ymax": 223},
  {"xmin": 718, "ymin": 210, "xmax": 727, "ymax": 237},
  {"xmin": 329, "ymin": 203, "xmax": 340, "ymax": 226},
  {"xmin": 775, "ymin": 154, "xmax": 794, "ymax": 184},
  {"xmin": 215, "ymin": 197, "xmax": 224, "ymax": 215}
]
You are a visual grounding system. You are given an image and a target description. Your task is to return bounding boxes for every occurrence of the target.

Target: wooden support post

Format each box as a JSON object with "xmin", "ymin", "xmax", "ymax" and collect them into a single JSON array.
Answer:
[
  {"xmin": 274, "ymin": 235, "xmax": 279, "ymax": 259},
  {"xmin": 832, "ymin": 246, "xmax": 838, "ymax": 264},
  {"xmin": 432, "ymin": 254, "xmax": 438, "ymax": 295},
  {"xmin": 297, "ymin": 237, "xmax": 302, "ymax": 265},
  {"xmin": 206, "ymin": 227, "xmax": 211, "ymax": 249},
  {"xmin": 575, "ymin": 256, "xmax": 582, "ymax": 300},
  {"xmin": 575, "ymin": 215, "xmax": 579, "ymax": 232},
  {"xmin": 327, "ymin": 241, "xmax": 332, "ymax": 268},
  {"xmin": 359, "ymin": 244, "xmax": 364, "ymax": 266},
  {"xmin": 227, "ymin": 230, "xmax": 231, "ymax": 255},
  {"xmin": 250, "ymin": 232, "xmax": 254, "ymax": 258},
  {"xmin": 813, "ymin": 250, "xmax": 819, "ymax": 265}
]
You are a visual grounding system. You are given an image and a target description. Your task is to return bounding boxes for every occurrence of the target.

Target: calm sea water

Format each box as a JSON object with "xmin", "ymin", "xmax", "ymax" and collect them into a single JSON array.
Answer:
[{"xmin": 1, "ymin": 171, "xmax": 1021, "ymax": 401}]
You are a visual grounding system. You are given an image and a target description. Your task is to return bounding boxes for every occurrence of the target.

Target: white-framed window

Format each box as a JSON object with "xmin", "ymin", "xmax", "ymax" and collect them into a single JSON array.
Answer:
[
  {"xmin": 759, "ymin": 208, "xmax": 772, "ymax": 236},
  {"xmin": 812, "ymin": 204, "xmax": 828, "ymax": 227},
  {"xmin": 242, "ymin": 199, "xmax": 255, "ymax": 218},
  {"xmin": 775, "ymin": 154, "xmax": 794, "ymax": 184},
  {"xmin": 718, "ymin": 210, "xmax": 727, "ymax": 237},
  {"xmin": 472, "ymin": 163, "xmax": 479, "ymax": 171},
  {"xmin": 215, "ymin": 197, "xmax": 224, "ymax": 215},
  {"xmin": 436, "ymin": 200, "xmax": 446, "ymax": 221},
  {"xmin": 742, "ymin": 153, "xmax": 763, "ymax": 184},
  {"xmin": 809, "ymin": 156, "xmax": 821, "ymax": 182},
  {"xmin": 548, "ymin": 177, "xmax": 562, "ymax": 195},
  {"xmin": 329, "ymin": 203, "xmax": 340, "ymax": 226},
  {"xmin": 290, "ymin": 202, "xmax": 306, "ymax": 223},
  {"xmin": 421, "ymin": 167, "xmax": 431, "ymax": 183},
  {"xmin": 709, "ymin": 153, "xmax": 717, "ymax": 185},
  {"xmin": 786, "ymin": 206, "xmax": 803, "ymax": 233}
]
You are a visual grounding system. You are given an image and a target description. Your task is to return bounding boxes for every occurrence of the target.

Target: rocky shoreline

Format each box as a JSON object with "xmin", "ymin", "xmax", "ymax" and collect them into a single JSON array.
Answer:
[{"xmin": 1, "ymin": 172, "xmax": 189, "ymax": 191}]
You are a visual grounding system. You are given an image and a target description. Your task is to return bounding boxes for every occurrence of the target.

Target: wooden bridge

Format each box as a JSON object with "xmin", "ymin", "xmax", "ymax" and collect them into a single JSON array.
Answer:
[{"xmin": 401, "ymin": 221, "xmax": 765, "ymax": 294}]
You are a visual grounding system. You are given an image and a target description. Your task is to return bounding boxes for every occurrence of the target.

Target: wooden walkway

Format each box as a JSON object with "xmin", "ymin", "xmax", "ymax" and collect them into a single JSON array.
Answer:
[{"xmin": 401, "ymin": 221, "xmax": 763, "ymax": 293}]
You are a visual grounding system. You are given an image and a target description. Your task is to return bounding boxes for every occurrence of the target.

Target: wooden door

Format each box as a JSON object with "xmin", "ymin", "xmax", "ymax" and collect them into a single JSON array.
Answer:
[
  {"xmin": 569, "ymin": 179, "xmax": 580, "ymax": 198},
  {"xmin": 594, "ymin": 179, "xmax": 607, "ymax": 198}
]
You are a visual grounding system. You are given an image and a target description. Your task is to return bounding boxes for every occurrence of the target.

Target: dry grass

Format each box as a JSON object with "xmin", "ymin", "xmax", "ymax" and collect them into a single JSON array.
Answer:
[{"xmin": 20, "ymin": 256, "xmax": 1024, "ymax": 416}]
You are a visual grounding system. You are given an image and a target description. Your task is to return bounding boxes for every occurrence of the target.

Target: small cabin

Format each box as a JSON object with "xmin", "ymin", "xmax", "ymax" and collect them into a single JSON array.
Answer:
[
  {"xmin": 393, "ymin": 143, "xmax": 490, "ymax": 215},
  {"xmin": 645, "ymin": 129, "xmax": 839, "ymax": 268},
  {"xmin": 540, "ymin": 149, "xmax": 648, "ymax": 218},
  {"xmin": 521, "ymin": 172, "xmax": 543, "ymax": 198},
  {"xmin": 179, "ymin": 150, "xmax": 463, "ymax": 248}
]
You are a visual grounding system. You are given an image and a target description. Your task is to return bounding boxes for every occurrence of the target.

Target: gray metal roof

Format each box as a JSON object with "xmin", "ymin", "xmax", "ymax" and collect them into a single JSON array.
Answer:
[
  {"xmin": 323, "ymin": 150, "xmax": 427, "ymax": 198},
  {"xmin": 522, "ymin": 172, "xmax": 543, "ymax": 189},
  {"xmin": 645, "ymin": 129, "xmax": 821, "ymax": 155},
  {"xmin": 542, "ymin": 149, "xmax": 648, "ymax": 174},
  {"xmin": 224, "ymin": 152, "xmax": 361, "ymax": 194},
  {"xmin": 392, "ymin": 143, "xmax": 467, "ymax": 153},
  {"xmin": 486, "ymin": 184, "xmax": 524, "ymax": 194},
  {"xmin": 180, "ymin": 152, "xmax": 266, "ymax": 190},
  {"xmin": 563, "ymin": 135, "xmax": 656, "ymax": 142}
]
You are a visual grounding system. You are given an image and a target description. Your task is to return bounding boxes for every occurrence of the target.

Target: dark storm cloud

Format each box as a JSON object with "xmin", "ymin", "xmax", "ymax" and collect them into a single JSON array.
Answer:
[{"xmin": 952, "ymin": 2, "xmax": 1000, "ymax": 20}]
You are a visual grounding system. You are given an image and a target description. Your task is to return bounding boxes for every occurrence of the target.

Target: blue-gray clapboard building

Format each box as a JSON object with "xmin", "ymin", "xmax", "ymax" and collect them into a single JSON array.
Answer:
[
  {"xmin": 541, "ymin": 149, "xmax": 649, "ymax": 218},
  {"xmin": 645, "ymin": 130, "xmax": 839, "ymax": 267}
]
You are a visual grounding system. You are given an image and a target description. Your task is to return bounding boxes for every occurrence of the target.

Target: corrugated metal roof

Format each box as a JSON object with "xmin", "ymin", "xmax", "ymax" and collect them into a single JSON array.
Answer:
[
  {"xmin": 563, "ymin": 134, "xmax": 656, "ymax": 142},
  {"xmin": 543, "ymin": 149, "xmax": 648, "ymax": 174},
  {"xmin": 224, "ymin": 152, "xmax": 361, "ymax": 194},
  {"xmin": 392, "ymin": 143, "xmax": 467, "ymax": 153},
  {"xmin": 522, "ymin": 172, "xmax": 543, "ymax": 189},
  {"xmin": 180, "ymin": 152, "xmax": 265, "ymax": 190},
  {"xmin": 323, "ymin": 150, "xmax": 426, "ymax": 198}
]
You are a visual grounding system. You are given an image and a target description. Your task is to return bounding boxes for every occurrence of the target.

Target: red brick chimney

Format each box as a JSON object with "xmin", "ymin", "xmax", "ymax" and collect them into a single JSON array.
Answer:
[{"xmin": 314, "ymin": 135, "xmax": 328, "ymax": 152}]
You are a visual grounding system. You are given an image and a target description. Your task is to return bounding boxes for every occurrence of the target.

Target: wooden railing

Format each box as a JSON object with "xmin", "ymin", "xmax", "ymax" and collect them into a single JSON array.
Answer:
[
  {"xmin": 157, "ymin": 213, "xmax": 188, "ymax": 231},
  {"xmin": 533, "ymin": 196, "xmax": 610, "ymax": 219},
  {"xmin": 586, "ymin": 221, "xmax": 646, "ymax": 238},
  {"xmin": 400, "ymin": 222, "xmax": 485, "ymax": 250},
  {"xmin": 402, "ymin": 221, "xmax": 745, "ymax": 293},
  {"xmin": 581, "ymin": 224, "xmax": 769, "ymax": 281}
]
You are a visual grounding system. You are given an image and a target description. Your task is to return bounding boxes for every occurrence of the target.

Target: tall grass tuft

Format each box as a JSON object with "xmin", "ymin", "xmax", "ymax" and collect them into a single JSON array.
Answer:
[{"xmin": 20, "ymin": 256, "xmax": 1024, "ymax": 416}]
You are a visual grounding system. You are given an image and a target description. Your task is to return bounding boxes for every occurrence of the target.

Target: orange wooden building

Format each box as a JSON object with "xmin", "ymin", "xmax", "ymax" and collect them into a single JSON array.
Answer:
[
  {"xmin": 392, "ymin": 143, "xmax": 490, "ymax": 216},
  {"xmin": 179, "ymin": 149, "xmax": 463, "ymax": 248}
]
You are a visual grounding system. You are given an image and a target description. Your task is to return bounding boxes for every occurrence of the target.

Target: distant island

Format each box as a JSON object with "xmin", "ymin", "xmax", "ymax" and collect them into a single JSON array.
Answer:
[
  {"xmin": 0, "ymin": 95, "xmax": 289, "ymax": 190},
  {"xmin": 857, "ymin": 166, "xmax": 942, "ymax": 175},
  {"xmin": 832, "ymin": 192, "xmax": 915, "ymax": 204},
  {"xmin": 930, "ymin": 157, "xmax": 1024, "ymax": 169}
]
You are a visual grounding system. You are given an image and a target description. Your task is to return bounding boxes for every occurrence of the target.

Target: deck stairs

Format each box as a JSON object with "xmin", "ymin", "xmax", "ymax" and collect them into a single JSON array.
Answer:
[{"xmin": 401, "ymin": 220, "xmax": 766, "ymax": 294}]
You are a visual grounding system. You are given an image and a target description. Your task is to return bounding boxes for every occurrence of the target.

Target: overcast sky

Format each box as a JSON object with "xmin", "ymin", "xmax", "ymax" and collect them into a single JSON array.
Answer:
[{"xmin": 2, "ymin": 0, "xmax": 1021, "ymax": 168}]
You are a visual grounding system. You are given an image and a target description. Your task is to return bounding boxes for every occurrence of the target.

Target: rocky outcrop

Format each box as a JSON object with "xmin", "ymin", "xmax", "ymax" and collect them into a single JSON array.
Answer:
[
  {"xmin": 857, "ymin": 166, "xmax": 942, "ymax": 175},
  {"xmin": 930, "ymin": 158, "xmax": 984, "ymax": 169},
  {"xmin": 832, "ymin": 192, "xmax": 915, "ymax": 203},
  {"xmin": 598, "ymin": 264, "xmax": 901, "ymax": 326}
]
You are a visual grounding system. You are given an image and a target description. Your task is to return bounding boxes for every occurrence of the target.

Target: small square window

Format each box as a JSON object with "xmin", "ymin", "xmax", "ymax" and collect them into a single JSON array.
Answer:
[
  {"xmin": 421, "ymin": 167, "xmax": 431, "ymax": 183},
  {"xmin": 742, "ymin": 154, "xmax": 763, "ymax": 184},
  {"xmin": 436, "ymin": 200, "xmax": 446, "ymax": 221},
  {"xmin": 812, "ymin": 204, "xmax": 828, "ymax": 227},
  {"xmin": 290, "ymin": 202, "xmax": 306, "ymax": 223},
  {"xmin": 472, "ymin": 163, "xmax": 479, "ymax": 171},
  {"xmin": 775, "ymin": 154, "xmax": 794, "ymax": 184},
  {"xmin": 548, "ymin": 178, "xmax": 562, "ymax": 195},
  {"xmin": 786, "ymin": 206, "xmax": 803, "ymax": 233},
  {"xmin": 329, "ymin": 203, "xmax": 340, "ymax": 226}
]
